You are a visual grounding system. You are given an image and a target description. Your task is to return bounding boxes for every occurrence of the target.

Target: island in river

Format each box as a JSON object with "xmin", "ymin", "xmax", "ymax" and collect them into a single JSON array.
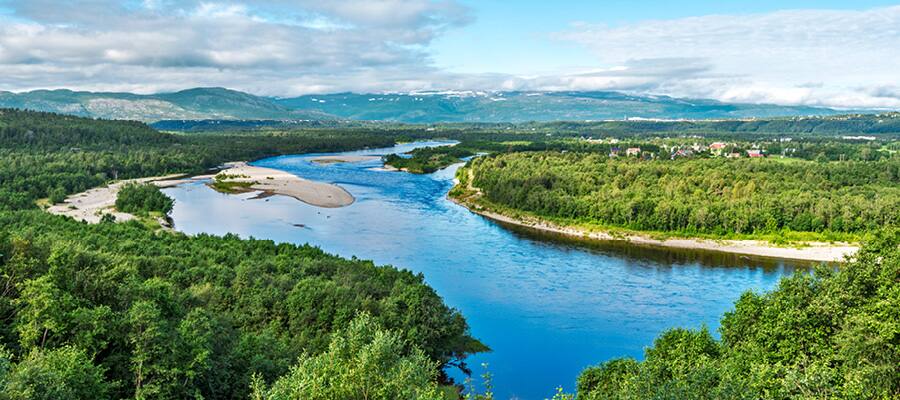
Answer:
[
  {"xmin": 45, "ymin": 160, "xmax": 358, "ymax": 223},
  {"xmin": 208, "ymin": 161, "xmax": 355, "ymax": 208}
]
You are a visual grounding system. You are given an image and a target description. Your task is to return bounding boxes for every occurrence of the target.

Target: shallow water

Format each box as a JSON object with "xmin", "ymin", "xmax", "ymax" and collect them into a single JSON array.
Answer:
[{"xmin": 163, "ymin": 141, "xmax": 806, "ymax": 400}]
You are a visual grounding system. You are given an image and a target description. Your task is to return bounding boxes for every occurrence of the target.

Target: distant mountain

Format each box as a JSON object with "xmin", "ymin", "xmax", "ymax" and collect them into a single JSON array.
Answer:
[
  {"xmin": 0, "ymin": 87, "xmax": 856, "ymax": 123},
  {"xmin": 0, "ymin": 87, "xmax": 332, "ymax": 122},
  {"xmin": 274, "ymin": 91, "xmax": 849, "ymax": 123}
]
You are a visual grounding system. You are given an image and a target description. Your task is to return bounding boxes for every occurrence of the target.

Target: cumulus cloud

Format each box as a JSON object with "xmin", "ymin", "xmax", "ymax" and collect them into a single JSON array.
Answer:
[
  {"xmin": 552, "ymin": 6, "xmax": 900, "ymax": 108},
  {"xmin": 0, "ymin": 0, "xmax": 470, "ymax": 95},
  {"xmin": 0, "ymin": 1, "xmax": 897, "ymax": 109}
]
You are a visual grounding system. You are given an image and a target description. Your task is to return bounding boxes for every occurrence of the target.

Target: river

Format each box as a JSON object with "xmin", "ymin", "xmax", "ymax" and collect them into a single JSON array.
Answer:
[{"xmin": 162, "ymin": 141, "xmax": 806, "ymax": 400}]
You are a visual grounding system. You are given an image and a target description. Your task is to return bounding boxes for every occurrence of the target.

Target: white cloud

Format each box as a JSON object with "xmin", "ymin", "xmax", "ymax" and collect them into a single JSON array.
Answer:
[
  {"xmin": 552, "ymin": 6, "xmax": 900, "ymax": 108},
  {"xmin": 0, "ymin": 1, "xmax": 897, "ymax": 109},
  {"xmin": 0, "ymin": 0, "xmax": 470, "ymax": 95}
]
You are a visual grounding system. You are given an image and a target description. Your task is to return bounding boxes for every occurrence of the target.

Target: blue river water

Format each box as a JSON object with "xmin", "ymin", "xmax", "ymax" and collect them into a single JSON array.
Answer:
[{"xmin": 162, "ymin": 141, "xmax": 805, "ymax": 400}]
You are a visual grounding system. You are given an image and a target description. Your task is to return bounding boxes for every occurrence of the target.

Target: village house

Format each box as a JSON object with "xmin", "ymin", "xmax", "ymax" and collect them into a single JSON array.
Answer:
[
  {"xmin": 709, "ymin": 142, "xmax": 727, "ymax": 151},
  {"xmin": 746, "ymin": 149, "xmax": 764, "ymax": 158},
  {"xmin": 726, "ymin": 152, "xmax": 741, "ymax": 158},
  {"xmin": 626, "ymin": 147, "xmax": 641, "ymax": 157},
  {"xmin": 609, "ymin": 147, "xmax": 621, "ymax": 157},
  {"xmin": 671, "ymin": 149, "xmax": 694, "ymax": 159}
]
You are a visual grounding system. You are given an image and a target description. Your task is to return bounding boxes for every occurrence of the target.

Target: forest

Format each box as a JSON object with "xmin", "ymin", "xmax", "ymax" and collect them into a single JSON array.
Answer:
[
  {"xmin": 576, "ymin": 230, "xmax": 899, "ymax": 399},
  {"xmin": 383, "ymin": 146, "xmax": 475, "ymax": 174},
  {"xmin": 0, "ymin": 109, "xmax": 395, "ymax": 211},
  {"xmin": 115, "ymin": 184, "xmax": 174, "ymax": 215},
  {"xmin": 0, "ymin": 109, "xmax": 485, "ymax": 399},
  {"xmin": 1, "ymin": 109, "xmax": 898, "ymax": 399},
  {"xmin": 458, "ymin": 152, "xmax": 900, "ymax": 242}
]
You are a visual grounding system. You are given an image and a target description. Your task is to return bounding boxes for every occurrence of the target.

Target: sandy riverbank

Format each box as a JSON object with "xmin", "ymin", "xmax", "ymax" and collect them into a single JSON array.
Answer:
[
  {"xmin": 46, "ymin": 174, "xmax": 185, "ymax": 224},
  {"xmin": 213, "ymin": 162, "xmax": 354, "ymax": 207},
  {"xmin": 456, "ymin": 200, "xmax": 856, "ymax": 262}
]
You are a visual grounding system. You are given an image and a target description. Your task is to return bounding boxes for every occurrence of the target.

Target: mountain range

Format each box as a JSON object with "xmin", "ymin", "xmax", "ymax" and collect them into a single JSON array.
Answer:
[{"xmin": 0, "ymin": 87, "xmax": 856, "ymax": 123}]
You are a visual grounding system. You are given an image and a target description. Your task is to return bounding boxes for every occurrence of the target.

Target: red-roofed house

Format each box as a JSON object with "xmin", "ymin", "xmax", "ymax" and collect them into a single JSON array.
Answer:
[{"xmin": 747, "ymin": 149, "xmax": 764, "ymax": 158}]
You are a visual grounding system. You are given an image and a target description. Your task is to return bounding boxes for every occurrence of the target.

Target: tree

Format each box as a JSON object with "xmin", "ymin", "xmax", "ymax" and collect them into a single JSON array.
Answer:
[
  {"xmin": 2, "ymin": 346, "xmax": 109, "ymax": 400},
  {"xmin": 47, "ymin": 187, "xmax": 67, "ymax": 205},
  {"xmin": 576, "ymin": 229, "xmax": 900, "ymax": 399},
  {"xmin": 114, "ymin": 183, "xmax": 174, "ymax": 215},
  {"xmin": 256, "ymin": 313, "xmax": 445, "ymax": 400}
]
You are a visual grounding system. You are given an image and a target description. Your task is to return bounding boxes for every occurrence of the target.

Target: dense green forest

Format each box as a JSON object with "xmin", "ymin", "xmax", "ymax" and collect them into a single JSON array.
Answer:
[
  {"xmin": 0, "ymin": 109, "xmax": 484, "ymax": 399},
  {"xmin": 0, "ymin": 109, "xmax": 395, "ymax": 211},
  {"xmin": 0, "ymin": 211, "xmax": 485, "ymax": 399},
  {"xmin": 2, "ymin": 109, "xmax": 898, "ymax": 398},
  {"xmin": 576, "ymin": 230, "xmax": 899, "ymax": 399},
  {"xmin": 457, "ymin": 152, "xmax": 900, "ymax": 241}
]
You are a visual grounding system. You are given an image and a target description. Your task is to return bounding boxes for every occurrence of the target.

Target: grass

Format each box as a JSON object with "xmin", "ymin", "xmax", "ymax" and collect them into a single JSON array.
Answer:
[{"xmin": 209, "ymin": 179, "xmax": 256, "ymax": 194}]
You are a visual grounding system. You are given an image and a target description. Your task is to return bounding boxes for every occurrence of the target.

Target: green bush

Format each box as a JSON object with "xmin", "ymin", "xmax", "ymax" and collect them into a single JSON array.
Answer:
[
  {"xmin": 114, "ymin": 183, "xmax": 174, "ymax": 215},
  {"xmin": 2, "ymin": 346, "xmax": 109, "ymax": 400}
]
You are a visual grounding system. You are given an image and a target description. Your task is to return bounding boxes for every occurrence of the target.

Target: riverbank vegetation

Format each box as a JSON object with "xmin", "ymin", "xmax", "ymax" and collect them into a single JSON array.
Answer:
[
  {"xmin": 383, "ymin": 146, "xmax": 474, "ymax": 173},
  {"xmin": 0, "ymin": 109, "xmax": 485, "ymax": 399},
  {"xmin": 454, "ymin": 152, "xmax": 899, "ymax": 243},
  {"xmin": 209, "ymin": 173, "xmax": 256, "ymax": 194},
  {"xmin": 114, "ymin": 183, "xmax": 174, "ymax": 215},
  {"xmin": 0, "ymin": 211, "xmax": 486, "ymax": 399},
  {"xmin": 577, "ymin": 230, "xmax": 899, "ymax": 399}
]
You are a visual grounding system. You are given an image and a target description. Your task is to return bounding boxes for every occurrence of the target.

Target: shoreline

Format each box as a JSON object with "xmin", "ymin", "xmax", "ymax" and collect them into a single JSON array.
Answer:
[
  {"xmin": 46, "ymin": 158, "xmax": 358, "ymax": 224},
  {"xmin": 46, "ymin": 173, "xmax": 185, "ymax": 225},
  {"xmin": 209, "ymin": 161, "xmax": 355, "ymax": 208},
  {"xmin": 448, "ymin": 180, "xmax": 858, "ymax": 263}
]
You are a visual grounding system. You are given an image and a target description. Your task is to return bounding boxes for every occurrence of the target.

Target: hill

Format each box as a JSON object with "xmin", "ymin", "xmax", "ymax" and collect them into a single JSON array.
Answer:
[
  {"xmin": 274, "ymin": 91, "xmax": 852, "ymax": 123},
  {"xmin": 1, "ymin": 88, "xmax": 862, "ymax": 123},
  {"xmin": 0, "ymin": 88, "xmax": 332, "ymax": 122}
]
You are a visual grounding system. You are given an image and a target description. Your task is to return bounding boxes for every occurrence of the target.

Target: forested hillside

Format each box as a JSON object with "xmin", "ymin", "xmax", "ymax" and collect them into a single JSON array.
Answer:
[
  {"xmin": 0, "ymin": 109, "xmax": 394, "ymax": 211},
  {"xmin": 0, "ymin": 88, "xmax": 331, "ymax": 122},
  {"xmin": 458, "ymin": 152, "xmax": 900, "ymax": 241},
  {"xmin": 0, "ymin": 110, "xmax": 484, "ymax": 398},
  {"xmin": 577, "ymin": 230, "xmax": 899, "ymax": 399}
]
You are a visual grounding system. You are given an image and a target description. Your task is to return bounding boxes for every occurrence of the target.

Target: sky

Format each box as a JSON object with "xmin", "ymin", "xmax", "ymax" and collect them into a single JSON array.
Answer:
[{"xmin": 1, "ymin": 0, "xmax": 899, "ymax": 108}]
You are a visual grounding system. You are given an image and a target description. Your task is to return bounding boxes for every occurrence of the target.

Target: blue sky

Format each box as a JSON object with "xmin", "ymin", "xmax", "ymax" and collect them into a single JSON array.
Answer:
[
  {"xmin": 433, "ymin": 0, "xmax": 900, "ymax": 75},
  {"xmin": 0, "ymin": 1, "xmax": 898, "ymax": 108}
]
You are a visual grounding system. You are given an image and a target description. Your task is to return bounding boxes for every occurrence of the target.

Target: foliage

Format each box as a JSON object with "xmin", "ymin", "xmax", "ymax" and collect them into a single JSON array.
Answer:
[
  {"xmin": 384, "ymin": 145, "xmax": 474, "ymax": 173},
  {"xmin": 255, "ymin": 313, "xmax": 445, "ymax": 400},
  {"xmin": 0, "ymin": 211, "xmax": 485, "ymax": 398},
  {"xmin": 209, "ymin": 175, "xmax": 255, "ymax": 194},
  {"xmin": 115, "ymin": 183, "xmax": 174, "ymax": 215},
  {"xmin": 0, "ymin": 108, "xmax": 395, "ymax": 211},
  {"xmin": 462, "ymin": 152, "xmax": 899, "ymax": 240},
  {"xmin": 577, "ymin": 230, "xmax": 900, "ymax": 399},
  {"xmin": 0, "ymin": 109, "xmax": 484, "ymax": 399},
  {"xmin": 1, "ymin": 346, "xmax": 110, "ymax": 400}
]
